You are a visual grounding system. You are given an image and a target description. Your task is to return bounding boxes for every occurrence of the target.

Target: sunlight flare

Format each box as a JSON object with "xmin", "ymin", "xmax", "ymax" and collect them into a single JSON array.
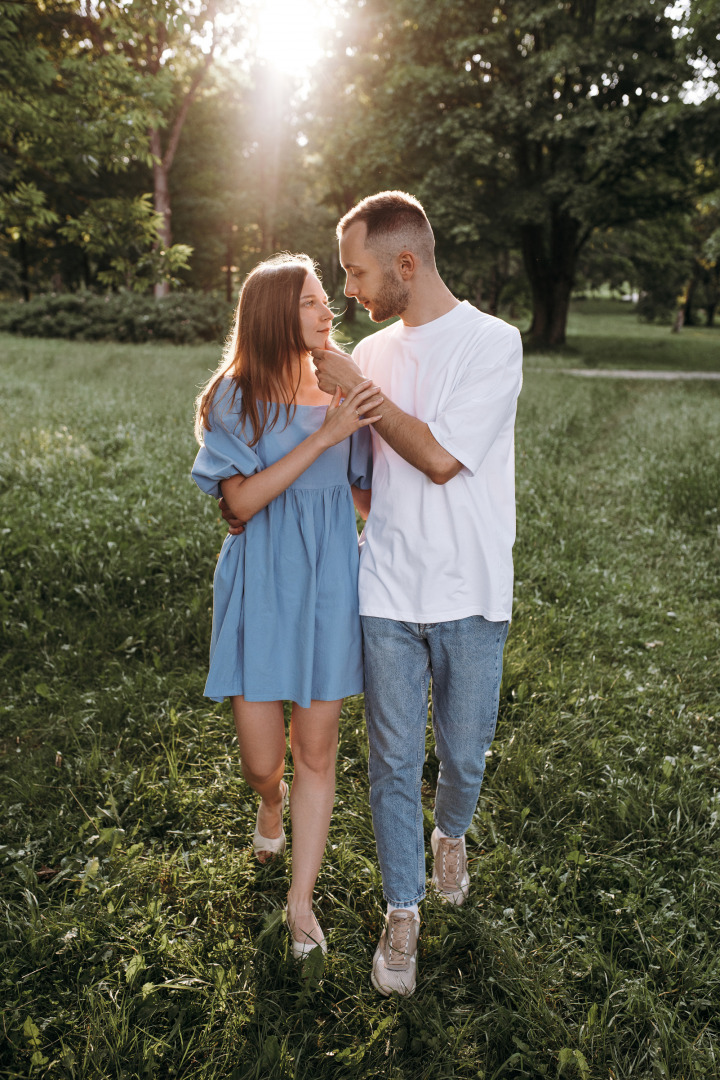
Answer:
[{"xmin": 253, "ymin": 0, "xmax": 335, "ymax": 76}]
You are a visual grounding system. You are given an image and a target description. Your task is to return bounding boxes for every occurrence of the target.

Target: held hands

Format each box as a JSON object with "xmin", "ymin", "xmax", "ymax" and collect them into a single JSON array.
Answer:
[
  {"xmin": 319, "ymin": 381, "xmax": 383, "ymax": 447},
  {"xmin": 217, "ymin": 379, "xmax": 380, "ymax": 536},
  {"xmin": 311, "ymin": 344, "xmax": 364, "ymax": 395}
]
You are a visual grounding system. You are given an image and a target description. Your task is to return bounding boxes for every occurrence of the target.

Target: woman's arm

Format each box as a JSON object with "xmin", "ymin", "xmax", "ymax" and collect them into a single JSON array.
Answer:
[
  {"xmin": 313, "ymin": 347, "xmax": 461, "ymax": 484},
  {"xmin": 351, "ymin": 485, "xmax": 371, "ymax": 521},
  {"xmin": 220, "ymin": 382, "xmax": 382, "ymax": 523}
]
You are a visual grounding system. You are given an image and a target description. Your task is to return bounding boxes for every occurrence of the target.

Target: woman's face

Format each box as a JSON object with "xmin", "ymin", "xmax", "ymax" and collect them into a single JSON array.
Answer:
[{"xmin": 298, "ymin": 272, "xmax": 334, "ymax": 352}]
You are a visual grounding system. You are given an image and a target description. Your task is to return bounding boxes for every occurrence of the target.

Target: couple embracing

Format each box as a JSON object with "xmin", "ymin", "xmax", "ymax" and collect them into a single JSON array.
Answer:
[{"xmin": 191, "ymin": 191, "xmax": 523, "ymax": 996}]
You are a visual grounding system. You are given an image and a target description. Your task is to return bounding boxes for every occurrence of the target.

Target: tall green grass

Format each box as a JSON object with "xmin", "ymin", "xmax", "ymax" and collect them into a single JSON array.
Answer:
[{"xmin": 1, "ymin": 325, "xmax": 719, "ymax": 1079}]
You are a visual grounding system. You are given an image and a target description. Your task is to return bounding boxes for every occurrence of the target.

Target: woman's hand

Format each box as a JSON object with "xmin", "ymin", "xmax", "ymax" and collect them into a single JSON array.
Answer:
[
  {"xmin": 319, "ymin": 381, "xmax": 383, "ymax": 448},
  {"xmin": 216, "ymin": 382, "xmax": 382, "ymax": 525}
]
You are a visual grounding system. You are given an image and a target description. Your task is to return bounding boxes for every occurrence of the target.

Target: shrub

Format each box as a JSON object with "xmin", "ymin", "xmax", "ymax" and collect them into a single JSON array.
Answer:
[{"xmin": 0, "ymin": 291, "xmax": 234, "ymax": 344}]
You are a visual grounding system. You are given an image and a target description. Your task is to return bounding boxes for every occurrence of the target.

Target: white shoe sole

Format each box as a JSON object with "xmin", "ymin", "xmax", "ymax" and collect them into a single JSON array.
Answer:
[{"xmin": 370, "ymin": 967, "xmax": 416, "ymax": 997}]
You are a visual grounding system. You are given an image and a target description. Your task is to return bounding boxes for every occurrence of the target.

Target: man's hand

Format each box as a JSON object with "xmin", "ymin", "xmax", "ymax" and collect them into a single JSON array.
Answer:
[
  {"xmin": 311, "ymin": 344, "xmax": 365, "ymax": 396},
  {"xmin": 219, "ymin": 496, "xmax": 246, "ymax": 535}
]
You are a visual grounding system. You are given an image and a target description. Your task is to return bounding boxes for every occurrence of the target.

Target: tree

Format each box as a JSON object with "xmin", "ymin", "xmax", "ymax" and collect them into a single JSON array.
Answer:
[
  {"xmin": 679, "ymin": 181, "xmax": 720, "ymax": 328},
  {"xmin": 315, "ymin": 0, "xmax": 702, "ymax": 345},
  {"xmin": 0, "ymin": 1, "xmax": 244, "ymax": 297},
  {"xmin": 70, "ymin": 0, "xmax": 240, "ymax": 296},
  {"xmin": 166, "ymin": 62, "xmax": 338, "ymax": 299},
  {"xmin": 0, "ymin": 0, "xmax": 155, "ymax": 296},
  {"xmin": 60, "ymin": 194, "xmax": 192, "ymax": 292},
  {"xmin": 679, "ymin": 0, "xmax": 720, "ymax": 327}
]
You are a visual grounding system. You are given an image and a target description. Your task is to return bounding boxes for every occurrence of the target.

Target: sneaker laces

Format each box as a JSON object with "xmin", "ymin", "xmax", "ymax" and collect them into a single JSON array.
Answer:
[
  {"xmin": 385, "ymin": 912, "xmax": 416, "ymax": 970},
  {"xmin": 439, "ymin": 838, "xmax": 463, "ymax": 888}
]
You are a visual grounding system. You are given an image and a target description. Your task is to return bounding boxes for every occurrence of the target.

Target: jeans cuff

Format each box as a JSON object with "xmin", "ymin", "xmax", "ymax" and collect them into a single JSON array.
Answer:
[
  {"xmin": 383, "ymin": 890, "xmax": 426, "ymax": 908},
  {"xmin": 433, "ymin": 820, "xmax": 466, "ymax": 840}
]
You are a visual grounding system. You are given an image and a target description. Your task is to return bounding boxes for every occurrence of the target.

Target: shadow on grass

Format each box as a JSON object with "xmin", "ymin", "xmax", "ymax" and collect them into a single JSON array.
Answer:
[{"xmin": 521, "ymin": 300, "xmax": 720, "ymax": 373}]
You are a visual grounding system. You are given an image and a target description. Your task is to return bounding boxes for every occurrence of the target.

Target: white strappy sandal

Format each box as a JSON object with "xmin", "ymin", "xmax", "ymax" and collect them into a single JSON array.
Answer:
[
  {"xmin": 252, "ymin": 780, "xmax": 289, "ymax": 863},
  {"xmin": 285, "ymin": 907, "xmax": 327, "ymax": 960}
]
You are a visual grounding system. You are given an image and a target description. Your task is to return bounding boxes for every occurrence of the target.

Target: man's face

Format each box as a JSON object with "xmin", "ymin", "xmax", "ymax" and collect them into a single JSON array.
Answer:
[
  {"xmin": 339, "ymin": 222, "xmax": 410, "ymax": 323},
  {"xmin": 299, "ymin": 272, "xmax": 334, "ymax": 351}
]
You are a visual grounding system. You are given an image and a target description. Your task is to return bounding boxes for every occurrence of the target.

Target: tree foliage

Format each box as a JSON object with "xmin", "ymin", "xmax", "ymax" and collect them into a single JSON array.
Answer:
[
  {"xmin": 1, "ymin": 0, "xmax": 718, "ymax": 327},
  {"xmin": 0, "ymin": 0, "xmax": 157, "ymax": 295},
  {"xmin": 0, "ymin": 0, "xmax": 238, "ymax": 297},
  {"xmin": 60, "ymin": 194, "xmax": 192, "ymax": 292},
  {"xmin": 71, "ymin": 0, "xmax": 238, "ymax": 295},
  {"xmin": 311, "ymin": 0, "xmax": 704, "ymax": 344}
]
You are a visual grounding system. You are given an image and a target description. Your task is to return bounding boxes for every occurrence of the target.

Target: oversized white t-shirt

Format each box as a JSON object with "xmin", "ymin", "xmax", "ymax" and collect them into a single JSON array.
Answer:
[{"xmin": 353, "ymin": 300, "xmax": 523, "ymax": 623}]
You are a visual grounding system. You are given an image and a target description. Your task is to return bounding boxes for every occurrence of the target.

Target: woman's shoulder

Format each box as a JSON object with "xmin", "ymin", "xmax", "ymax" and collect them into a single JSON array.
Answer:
[{"xmin": 207, "ymin": 378, "xmax": 242, "ymax": 426}]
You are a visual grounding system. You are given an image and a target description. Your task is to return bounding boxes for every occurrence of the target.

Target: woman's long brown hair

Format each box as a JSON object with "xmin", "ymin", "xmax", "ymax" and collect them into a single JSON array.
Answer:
[{"xmin": 194, "ymin": 253, "xmax": 319, "ymax": 447}]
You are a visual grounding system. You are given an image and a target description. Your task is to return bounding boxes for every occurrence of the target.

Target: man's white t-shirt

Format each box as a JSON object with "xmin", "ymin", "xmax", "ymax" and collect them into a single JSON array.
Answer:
[{"xmin": 353, "ymin": 300, "xmax": 523, "ymax": 624}]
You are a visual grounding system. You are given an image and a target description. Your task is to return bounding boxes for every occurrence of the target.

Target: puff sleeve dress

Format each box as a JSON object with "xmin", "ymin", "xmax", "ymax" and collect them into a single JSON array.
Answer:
[{"xmin": 191, "ymin": 381, "xmax": 372, "ymax": 708}]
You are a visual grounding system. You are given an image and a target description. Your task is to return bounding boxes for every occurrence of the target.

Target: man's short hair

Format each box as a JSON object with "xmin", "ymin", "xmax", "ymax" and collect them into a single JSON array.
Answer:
[{"xmin": 338, "ymin": 190, "xmax": 435, "ymax": 265}]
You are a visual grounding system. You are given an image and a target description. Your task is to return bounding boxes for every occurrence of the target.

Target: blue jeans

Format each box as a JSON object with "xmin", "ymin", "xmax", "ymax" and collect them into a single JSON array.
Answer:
[{"xmin": 361, "ymin": 615, "xmax": 509, "ymax": 908}]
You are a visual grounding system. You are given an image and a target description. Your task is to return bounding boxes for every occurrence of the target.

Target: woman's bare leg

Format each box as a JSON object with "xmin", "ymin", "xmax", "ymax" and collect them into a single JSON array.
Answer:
[
  {"xmin": 231, "ymin": 696, "xmax": 287, "ymax": 860},
  {"xmin": 286, "ymin": 698, "xmax": 341, "ymax": 945}
]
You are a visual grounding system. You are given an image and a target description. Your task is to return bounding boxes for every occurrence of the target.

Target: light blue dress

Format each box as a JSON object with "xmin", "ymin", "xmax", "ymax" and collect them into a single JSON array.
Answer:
[{"xmin": 191, "ymin": 381, "xmax": 372, "ymax": 708}]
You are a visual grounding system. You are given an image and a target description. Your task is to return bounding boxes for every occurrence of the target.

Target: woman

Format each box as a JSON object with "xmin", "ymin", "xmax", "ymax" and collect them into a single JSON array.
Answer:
[{"xmin": 192, "ymin": 253, "xmax": 380, "ymax": 958}]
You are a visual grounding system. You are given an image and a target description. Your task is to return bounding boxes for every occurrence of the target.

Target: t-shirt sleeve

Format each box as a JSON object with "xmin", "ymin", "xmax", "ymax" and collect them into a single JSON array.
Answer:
[
  {"xmin": 351, "ymin": 338, "xmax": 370, "ymax": 374},
  {"xmin": 347, "ymin": 426, "xmax": 373, "ymax": 490},
  {"xmin": 427, "ymin": 325, "xmax": 523, "ymax": 476},
  {"xmin": 191, "ymin": 393, "xmax": 261, "ymax": 499}
]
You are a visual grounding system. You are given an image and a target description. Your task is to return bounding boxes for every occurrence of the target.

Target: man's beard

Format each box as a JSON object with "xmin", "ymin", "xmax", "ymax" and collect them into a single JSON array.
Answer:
[{"xmin": 367, "ymin": 270, "xmax": 411, "ymax": 323}]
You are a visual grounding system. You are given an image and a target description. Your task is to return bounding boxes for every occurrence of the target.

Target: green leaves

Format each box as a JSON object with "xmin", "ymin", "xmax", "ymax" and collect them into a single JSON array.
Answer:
[
  {"xmin": 314, "ymin": 0, "xmax": 703, "ymax": 343},
  {"xmin": 59, "ymin": 194, "xmax": 193, "ymax": 292},
  {"xmin": 558, "ymin": 1047, "xmax": 590, "ymax": 1078},
  {"xmin": 125, "ymin": 952, "xmax": 146, "ymax": 985}
]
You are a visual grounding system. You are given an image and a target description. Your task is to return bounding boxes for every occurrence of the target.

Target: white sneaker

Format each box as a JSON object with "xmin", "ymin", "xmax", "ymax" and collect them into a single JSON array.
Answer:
[
  {"xmin": 431, "ymin": 828, "xmax": 470, "ymax": 905},
  {"xmin": 371, "ymin": 910, "xmax": 420, "ymax": 997}
]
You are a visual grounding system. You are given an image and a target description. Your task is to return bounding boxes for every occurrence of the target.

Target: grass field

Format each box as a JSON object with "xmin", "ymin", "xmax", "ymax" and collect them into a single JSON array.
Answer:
[
  {"xmin": 545, "ymin": 301, "xmax": 720, "ymax": 373},
  {"xmin": 1, "ymin": 307, "xmax": 719, "ymax": 1080}
]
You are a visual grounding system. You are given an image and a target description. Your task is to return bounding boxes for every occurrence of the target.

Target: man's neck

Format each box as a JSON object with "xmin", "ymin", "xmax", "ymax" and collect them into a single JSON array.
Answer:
[{"xmin": 400, "ymin": 276, "xmax": 460, "ymax": 327}]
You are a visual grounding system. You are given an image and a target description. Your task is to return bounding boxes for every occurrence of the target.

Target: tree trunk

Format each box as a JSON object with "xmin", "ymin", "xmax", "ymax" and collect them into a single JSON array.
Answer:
[
  {"xmin": 548, "ymin": 278, "xmax": 573, "ymax": 345},
  {"xmin": 488, "ymin": 264, "xmax": 500, "ymax": 316},
  {"xmin": 683, "ymin": 275, "xmax": 697, "ymax": 327},
  {"xmin": 224, "ymin": 230, "xmax": 234, "ymax": 303},
  {"xmin": 520, "ymin": 213, "xmax": 578, "ymax": 347},
  {"xmin": 18, "ymin": 237, "xmax": 31, "ymax": 301},
  {"xmin": 151, "ymin": 128, "xmax": 171, "ymax": 299},
  {"xmin": 705, "ymin": 268, "xmax": 718, "ymax": 327}
]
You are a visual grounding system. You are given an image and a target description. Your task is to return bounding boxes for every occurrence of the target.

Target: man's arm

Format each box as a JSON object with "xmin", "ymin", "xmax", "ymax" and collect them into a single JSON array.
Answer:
[
  {"xmin": 219, "ymin": 496, "xmax": 245, "ymax": 534},
  {"xmin": 351, "ymin": 484, "xmax": 371, "ymax": 520},
  {"xmin": 312, "ymin": 347, "xmax": 462, "ymax": 485}
]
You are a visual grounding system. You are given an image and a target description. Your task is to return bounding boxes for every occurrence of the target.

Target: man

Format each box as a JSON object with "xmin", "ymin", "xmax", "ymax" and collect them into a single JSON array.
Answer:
[{"xmin": 311, "ymin": 191, "xmax": 523, "ymax": 997}]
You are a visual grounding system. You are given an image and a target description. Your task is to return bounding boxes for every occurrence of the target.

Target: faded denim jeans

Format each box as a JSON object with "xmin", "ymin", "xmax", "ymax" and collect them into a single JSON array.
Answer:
[{"xmin": 361, "ymin": 615, "xmax": 509, "ymax": 908}]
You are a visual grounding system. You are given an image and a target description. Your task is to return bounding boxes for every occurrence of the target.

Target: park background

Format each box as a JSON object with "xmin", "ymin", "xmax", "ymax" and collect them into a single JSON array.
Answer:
[{"xmin": 1, "ymin": 2, "xmax": 719, "ymax": 1078}]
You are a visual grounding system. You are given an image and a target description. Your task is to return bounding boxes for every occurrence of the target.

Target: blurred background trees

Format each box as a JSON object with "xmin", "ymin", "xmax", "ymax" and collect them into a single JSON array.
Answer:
[{"xmin": 1, "ymin": 0, "xmax": 718, "ymax": 340}]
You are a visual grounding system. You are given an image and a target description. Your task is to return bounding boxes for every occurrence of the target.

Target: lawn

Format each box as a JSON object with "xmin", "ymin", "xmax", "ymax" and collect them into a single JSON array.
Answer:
[
  {"xmin": 528, "ymin": 300, "xmax": 720, "ymax": 373},
  {"xmin": 1, "ymin": 311, "xmax": 719, "ymax": 1080}
]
